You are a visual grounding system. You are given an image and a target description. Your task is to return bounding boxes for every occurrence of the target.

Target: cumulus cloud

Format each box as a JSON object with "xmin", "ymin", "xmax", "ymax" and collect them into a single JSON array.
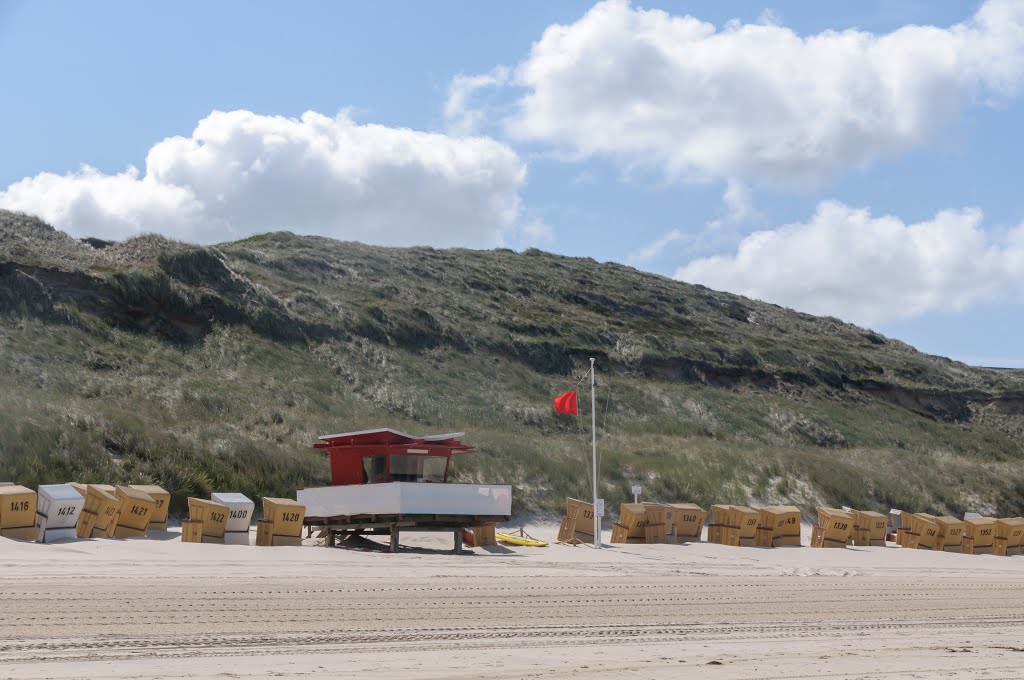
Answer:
[
  {"xmin": 675, "ymin": 201, "xmax": 1024, "ymax": 326},
  {"xmin": 0, "ymin": 109, "xmax": 534, "ymax": 247},
  {"xmin": 496, "ymin": 0, "xmax": 1024, "ymax": 185},
  {"xmin": 445, "ymin": 66, "xmax": 510, "ymax": 136},
  {"xmin": 517, "ymin": 218, "xmax": 555, "ymax": 247},
  {"xmin": 627, "ymin": 179, "xmax": 756, "ymax": 265},
  {"xmin": 723, "ymin": 180, "xmax": 754, "ymax": 222},
  {"xmin": 627, "ymin": 228, "xmax": 686, "ymax": 265}
]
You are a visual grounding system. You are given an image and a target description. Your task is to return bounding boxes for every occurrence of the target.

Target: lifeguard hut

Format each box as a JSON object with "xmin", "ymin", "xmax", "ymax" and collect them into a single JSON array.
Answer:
[
  {"xmin": 298, "ymin": 428, "xmax": 512, "ymax": 553},
  {"xmin": 315, "ymin": 428, "xmax": 476, "ymax": 486}
]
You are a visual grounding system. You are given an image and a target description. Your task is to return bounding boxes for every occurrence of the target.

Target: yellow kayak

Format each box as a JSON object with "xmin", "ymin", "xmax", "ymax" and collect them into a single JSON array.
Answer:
[{"xmin": 496, "ymin": 532, "xmax": 548, "ymax": 547}]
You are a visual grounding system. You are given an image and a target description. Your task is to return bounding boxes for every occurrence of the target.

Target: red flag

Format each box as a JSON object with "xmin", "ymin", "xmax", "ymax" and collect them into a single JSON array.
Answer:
[{"xmin": 553, "ymin": 391, "xmax": 578, "ymax": 415}]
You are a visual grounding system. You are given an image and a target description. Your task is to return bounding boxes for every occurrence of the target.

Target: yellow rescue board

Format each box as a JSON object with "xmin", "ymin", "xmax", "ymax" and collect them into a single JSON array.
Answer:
[{"xmin": 496, "ymin": 532, "xmax": 547, "ymax": 547}]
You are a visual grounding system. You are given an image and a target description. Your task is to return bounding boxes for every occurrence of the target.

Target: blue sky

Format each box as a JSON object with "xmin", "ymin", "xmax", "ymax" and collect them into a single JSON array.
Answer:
[{"xmin": 1, "ymin": 1, "xmax": 1023, "ymax": 366}]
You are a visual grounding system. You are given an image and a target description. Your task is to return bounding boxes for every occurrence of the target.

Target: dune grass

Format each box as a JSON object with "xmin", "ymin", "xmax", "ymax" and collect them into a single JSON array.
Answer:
[{"xmin": 2, "ymin": 211, "xmax": 1024, "ymax": 519}]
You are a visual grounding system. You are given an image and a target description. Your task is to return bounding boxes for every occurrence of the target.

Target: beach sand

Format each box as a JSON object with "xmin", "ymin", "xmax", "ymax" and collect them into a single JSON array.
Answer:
[{"xmin": 1, "ymin": 524, "xmax": 1023, "ymax": 679}]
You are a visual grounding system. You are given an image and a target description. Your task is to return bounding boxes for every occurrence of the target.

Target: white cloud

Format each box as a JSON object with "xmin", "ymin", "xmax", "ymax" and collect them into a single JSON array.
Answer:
[
  {"xmin": 499, "ymin": 0, "xmax": 1024, "ymax": 185},
  {"xmin": 723, "ymin": 179, "xmax": 753, "ymax": 222},
  {"xmin": 675, "ymin": 201, "xmax": 1024, "ymax": 326},
  {"xmin": 627, "ymin": 228, "xmax": 685, "ymax": 264},
  {"xmin": 445, "ymin": 66, "xmax": 510, "ymax": 136},
  {"xmin": 0, "ymin": 109, "xmax": 536, "ymax": 248},
  {"xmin": 627, "ymin": 179, "xmax": 756, "ymax": 264},
  {"xmin": 517, "ymin": 218, "xmax": 555, "ymax": 247}
]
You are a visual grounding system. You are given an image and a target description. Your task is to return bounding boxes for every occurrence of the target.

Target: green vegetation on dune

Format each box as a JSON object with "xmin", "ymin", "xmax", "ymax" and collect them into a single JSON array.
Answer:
[{"xmin": 2, "ymin": 209, "xmax": 1023, "ymax": 519}]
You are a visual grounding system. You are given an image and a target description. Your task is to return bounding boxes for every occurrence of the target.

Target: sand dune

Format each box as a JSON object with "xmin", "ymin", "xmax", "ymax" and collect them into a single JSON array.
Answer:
[{"xmin": 1, "ymin": 525, "xmax": 1023, "ymax": 679}]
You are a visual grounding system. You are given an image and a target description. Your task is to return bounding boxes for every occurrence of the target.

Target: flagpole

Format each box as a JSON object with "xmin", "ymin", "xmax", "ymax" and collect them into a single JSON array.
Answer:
[{"xmin": 591, "ymin": 357, "xmax": 600, "ymax": 549}]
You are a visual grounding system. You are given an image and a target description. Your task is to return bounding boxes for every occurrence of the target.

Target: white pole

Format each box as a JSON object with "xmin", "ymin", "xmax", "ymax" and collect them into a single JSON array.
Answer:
[{"xmin": 591, "ymin": 357, "xmax": 600, "ymax": 549}]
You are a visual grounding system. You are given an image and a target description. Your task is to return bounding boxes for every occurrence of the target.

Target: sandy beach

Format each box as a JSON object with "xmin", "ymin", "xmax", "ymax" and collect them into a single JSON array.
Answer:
[{"xmin": 2, "ymin": 525, "xmax": 1024, "ymax": 679}]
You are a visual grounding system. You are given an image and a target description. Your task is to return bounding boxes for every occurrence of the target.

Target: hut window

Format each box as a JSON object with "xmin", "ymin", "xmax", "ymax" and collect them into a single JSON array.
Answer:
[
  {"xmin": 362, "ymin": 455, "xmax": 387, "ymax": 483},
  {"xmin": 389, "ymin": 455, "xmax": 447, "ymax": 483}
]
